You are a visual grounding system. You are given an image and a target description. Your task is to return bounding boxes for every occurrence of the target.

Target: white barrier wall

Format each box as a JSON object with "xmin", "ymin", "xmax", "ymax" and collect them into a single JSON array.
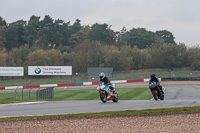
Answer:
[{"xmin": 0, "ymin": 67, "xmax": 24, "ymax": 76}]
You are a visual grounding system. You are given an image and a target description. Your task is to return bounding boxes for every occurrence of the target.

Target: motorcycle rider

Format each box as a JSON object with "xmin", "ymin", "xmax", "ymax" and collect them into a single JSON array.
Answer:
[
  {"xmin": 149, "ymin": 74, "xmax": 164, "ymax": 98},
  {"xmin": 99, "ymin": 72, "xmax": 115, "ymax": 93}
]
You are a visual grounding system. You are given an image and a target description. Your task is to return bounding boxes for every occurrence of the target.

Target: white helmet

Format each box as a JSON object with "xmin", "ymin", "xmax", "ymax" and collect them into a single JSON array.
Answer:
[{"xmin": 99, "ymin": 72, "xmax": 105, "ymax": 80}]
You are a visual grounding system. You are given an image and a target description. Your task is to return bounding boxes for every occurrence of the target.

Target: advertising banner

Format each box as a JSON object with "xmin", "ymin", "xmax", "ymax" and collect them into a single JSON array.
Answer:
[
  {"xmin": 0, "ymin": 67, "xmax": 24, "ymax": 76},
  {"xmin": 28, "ymin": 66, "xmax": 72, "ymax": 75}
]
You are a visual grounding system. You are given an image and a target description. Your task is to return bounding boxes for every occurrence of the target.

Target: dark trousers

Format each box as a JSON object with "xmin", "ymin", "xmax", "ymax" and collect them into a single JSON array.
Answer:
[{"xmin": 159, "ymin": 85, "xmax": 164, "ymax": 94}]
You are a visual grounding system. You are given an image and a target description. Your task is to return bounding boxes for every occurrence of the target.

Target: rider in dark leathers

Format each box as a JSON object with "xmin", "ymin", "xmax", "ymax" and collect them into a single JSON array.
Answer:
[
  {"xmin": 99, "ymin": 72, "xmax": 115, "ymax": 92},
  {"xmin": 149, "ymin": 74, "xmax": 164, "ymax": 98}
]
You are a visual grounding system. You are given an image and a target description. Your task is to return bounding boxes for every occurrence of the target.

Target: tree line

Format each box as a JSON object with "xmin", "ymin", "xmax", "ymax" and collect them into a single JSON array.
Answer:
[{"xmin": 0, "ymin": 15, "xmax": 200, "ymax": 73}]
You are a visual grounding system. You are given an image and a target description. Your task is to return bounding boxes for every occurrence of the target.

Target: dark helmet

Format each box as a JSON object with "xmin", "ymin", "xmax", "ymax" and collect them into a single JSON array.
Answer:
[
  {"xmin": 151, "ymin": 74, "xmax": 155, "ymax": 79},
  {"xmin": 99, "ymin": 72, "xmax": 105, "ymax": 80}
]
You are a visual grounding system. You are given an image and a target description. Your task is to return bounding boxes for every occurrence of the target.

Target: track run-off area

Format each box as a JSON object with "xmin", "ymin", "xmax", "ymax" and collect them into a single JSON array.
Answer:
[{"xmin": 0, "ymin": 81, "xmax": 200, "ymax": 118}]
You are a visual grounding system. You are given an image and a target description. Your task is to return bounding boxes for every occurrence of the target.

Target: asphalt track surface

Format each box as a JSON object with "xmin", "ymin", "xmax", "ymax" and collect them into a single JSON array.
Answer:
[{"xmin": 0, "ymin": 84, "xmax": 200, "ymax": 118}]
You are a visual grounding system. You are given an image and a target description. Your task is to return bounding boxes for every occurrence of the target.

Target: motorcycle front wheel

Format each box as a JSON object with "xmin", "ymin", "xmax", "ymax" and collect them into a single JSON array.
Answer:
[
  {"xmin": 152, "ymin": 91, "xmax": 158, "ymax": 100},
  {"xmin": 100, "ymin": 93, "xmax": 107, "ymax": 103}
]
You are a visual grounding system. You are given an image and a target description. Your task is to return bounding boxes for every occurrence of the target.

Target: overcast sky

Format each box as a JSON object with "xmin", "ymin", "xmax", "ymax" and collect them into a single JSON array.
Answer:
[{"xmin": 0, "ymin": 0, "xmax": 200, "ymax": 47}]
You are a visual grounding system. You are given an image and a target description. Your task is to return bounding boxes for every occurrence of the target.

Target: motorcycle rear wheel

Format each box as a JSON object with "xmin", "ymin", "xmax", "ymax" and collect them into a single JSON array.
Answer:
[
  {"xmin": 160, "ymin": 94, "xmax": 164, "ymax": 100},
  {"xmin": 100, "ymin": 93, "xmax": 107, "ymax": 103},
  {"xmin": 112, "ymin": 93, "xmax": 118, "ymax": 102}
]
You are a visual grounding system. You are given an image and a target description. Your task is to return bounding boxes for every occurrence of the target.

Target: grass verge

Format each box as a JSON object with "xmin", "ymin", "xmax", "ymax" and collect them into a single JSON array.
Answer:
[
  {"xmin": 1, "ymin": 106, "xmax": 200, "ymax": 121},
  {"xmin": 0, "ymin": 87, "xmax": 152, "ymax": 103}
]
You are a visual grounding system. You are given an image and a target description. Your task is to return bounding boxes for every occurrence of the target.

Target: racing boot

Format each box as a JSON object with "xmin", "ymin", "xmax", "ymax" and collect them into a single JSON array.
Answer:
[
  {"xmin": 160, "ymin": 86, "xmax": 164, "ymax": 94},
  {"xmin": 113, "ymin": 89, "xmax": 116, "ymax": 94}
]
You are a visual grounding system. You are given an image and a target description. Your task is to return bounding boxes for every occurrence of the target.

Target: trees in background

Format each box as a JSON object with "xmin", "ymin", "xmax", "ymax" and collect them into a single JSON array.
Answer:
[
  {"xmin": 155, "ymin": 30, "xmax": 175, "ymax": 44},
  {"xmin": 27, "ymin": 49, "xmax": 50, "ymax": 66},
  {"xmin": 118, "ymin": 45, "xmax": 133, "ymax": 70},
  {"xmin": 0, "ymin": 17, "xmax": 7, "ymax": 50},
  {"xmin": 88, "ymin": 23, "xmax": 115, "ymax": 45},
  {"xmin": 126, "ymin": 28, "xmax": 155, "ymax": 49},
  {"xmin": 6, "ymin": 46, "xmax": 31, "ymax": 67},
  {"xmin": 104, "ymin": 45, "xmax": 121, "ymax": 70},
  {"xmin": 0, "ymin": 15, "xmax": 199, "ymax": 72},
  {"xmin": 0, "ymin": 15, "xmax": 176, "ymax": 52},
  {"xmin": 67, "ymin": 40, "xmax": 106, "ymax": 72},
  {"xmin": 0, "ymin": 48, "xmax": 7, "ymax": 66},
  {"xmin": 4, "ymin": 20, "xmax": 27, "ymax": 50},
  {"xmin": 0, "ymin": 42, "xmax": 199, "ymax": 73},
  {"xmin": 187, "ymin": 46, "xmax": 200, "ymax": 70}
]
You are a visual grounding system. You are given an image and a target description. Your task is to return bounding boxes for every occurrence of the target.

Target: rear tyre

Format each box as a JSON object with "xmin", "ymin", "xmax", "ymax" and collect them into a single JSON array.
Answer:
[
  {"xmin": 160, "ymin": 94, "xmax": 164, "ymax": 100},
  {"xmin": 112, "ymin": 93, "xmax": 118, "ymax": 102},
  {"xmin": 100, "ymin": 93, "xmax": 107, "ymax": 103},
  {"xmin": 152, "ymin": 91, "xmax": 158, "ymax": 100}
]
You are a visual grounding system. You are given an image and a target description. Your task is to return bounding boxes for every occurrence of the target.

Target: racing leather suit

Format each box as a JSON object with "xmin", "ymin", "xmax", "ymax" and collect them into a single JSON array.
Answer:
[{"xmin": 100, "ymin": 76, "xmax": 114, "ymax": 91}]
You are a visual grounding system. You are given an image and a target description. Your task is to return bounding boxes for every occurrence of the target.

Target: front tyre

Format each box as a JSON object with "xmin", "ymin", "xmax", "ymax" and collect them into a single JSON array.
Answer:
[
  {"xmin": 112, "ymin": 93, "xmax": 118, "ymax": 102},
  {"xmin": 100, "ymin": 93, "xmax": 107, "ymax": 103},
  {"xmin": 152, "ymin": 91, "xmax": 158, "ymax": 100}
]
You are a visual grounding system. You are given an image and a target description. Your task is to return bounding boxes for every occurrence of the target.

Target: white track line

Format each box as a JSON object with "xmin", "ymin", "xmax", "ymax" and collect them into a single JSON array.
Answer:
[{"xmin": 0, "ymin": 101, "xmax": 49, "ymax": 108}]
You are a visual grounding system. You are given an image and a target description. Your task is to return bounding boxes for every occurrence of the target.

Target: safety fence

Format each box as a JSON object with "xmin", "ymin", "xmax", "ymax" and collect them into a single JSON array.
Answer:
[
  {"xmin": 13, "ymin": 87, "xmax": 54, "ymax": 100},
  {"xmin": 36, "ymin": 87, "xmax": 54, "ymax": 99}
]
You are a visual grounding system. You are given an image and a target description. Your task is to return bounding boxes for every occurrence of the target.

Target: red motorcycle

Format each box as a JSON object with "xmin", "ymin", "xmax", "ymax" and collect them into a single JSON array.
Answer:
[{"xmin": 149, "ymin": 82, "xmax": 164, "ymax": 101}]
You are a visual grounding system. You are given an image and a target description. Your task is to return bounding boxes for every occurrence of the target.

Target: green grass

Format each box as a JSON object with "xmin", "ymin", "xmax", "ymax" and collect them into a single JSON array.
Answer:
[
  {"xmin": 0, "ymin": 90, "xmax": 38, "ymax": 102},
  {"xmin": 54, "ymin": 89, "xmax": 99, "ymax": 100},
  {"xmin": 1, "ymin": 106, "xmax": 200, "ymax": 121},
  {"xmin": 53, "ymin": 87, "xmax": 151, "ymax": 101},
  {"xmin": 0, "ymin": 87, "xmax": 152, "ymax": 103},
  {"xmin": 0, "ymin": 92, "xmax": 15, "ymax": 100},
  {"xmin": 113, "ymin": 70, "xmax": 200, "ymax": 80},
  {"xmin": 117, "ymin": 87, "xmax": 152, "ymax": 100}
]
